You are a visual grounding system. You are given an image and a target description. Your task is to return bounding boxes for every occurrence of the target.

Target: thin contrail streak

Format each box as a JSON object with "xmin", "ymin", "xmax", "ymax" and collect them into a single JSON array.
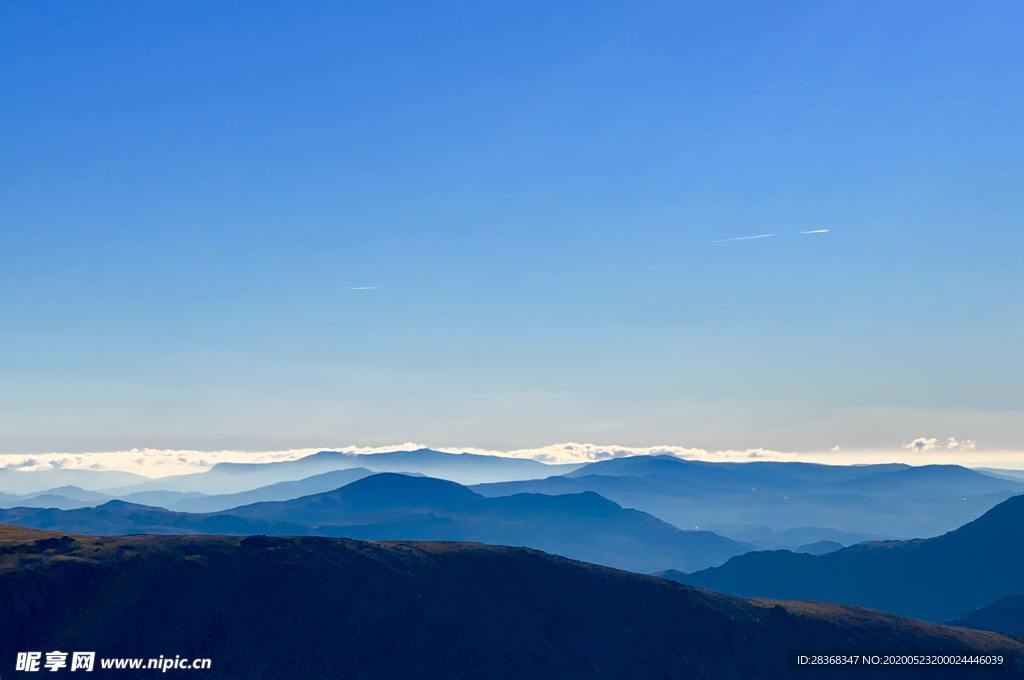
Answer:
[
  {"xmin": 800, "ymin": 228, "xmax": 830, "ymax": 234},
  {"xmin": 348, "ymin": 286, "xmax": 379, "ymax": 290},
  {"xmin": 708, "ymin": 233, "xmax": 777, "ymax": 244}
]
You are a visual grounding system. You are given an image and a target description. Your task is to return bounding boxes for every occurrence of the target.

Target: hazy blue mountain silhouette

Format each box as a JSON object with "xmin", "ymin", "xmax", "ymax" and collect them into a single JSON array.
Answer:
[
  {"xmin": 0, "ymin": 468, "xmax": 149, "ymax": 495},
  {"xmin": 794, "ymin": 540, "xmax": 843, "ymax": 555},
  {"xmin": 1, "ymin": 493, "xmax": 96, "ymax": 510},
  {"xmin": 831, "ymin": 464, "xmax": 1024, "ymax": 495},
  {"xmin": 112, "ymin": 448, "xmax": 577, "ymax": 494},
  {"xmin": 567, "ymin": 456, "xmax": 910, "ymax": 484},
  {"xmin": 0, "ymin": 485, "xmax": 114, "ymax": 510},
  {"xmin": 0, "ymin": 525, "xmax": 1019, "ymax": 680},
  {"xmin": 230, "ymin": 473, "xmax": 479, "ymax": 519},
  {"xmin": 475, "ymin": 455, "xmax": 1024, "ymax": 538},
  {"xmin": 0, "ymin": 474, "xmax": 750, "ymax": 572},
  {"xmin": 978, "ymin": 468, "xmax": 1024, "ymax": 483},
  {"xmin": 121, "ymin": 489, "xmax": 208, "ymax": 507},
  {"xmin": 725, "ymin": 525, "xmax": 881, "ymax": 549},
  {"xmin": 950, "ymin": 595, "xmax": 1024, "ymax": 637},
  {"xmin": 224, "ymin": 473, "xmax": 750, "ymax": 572},
  {"xmin": 662, "ymin": 493, "xmax": 1024, "ymax": 621},
  {"xmin": 168, "ymin": 467, "xmax": 377, "ymax": 512},
  {"xmin": 25, "ymin": 485, "xmax": 111, "ymax": 503}
]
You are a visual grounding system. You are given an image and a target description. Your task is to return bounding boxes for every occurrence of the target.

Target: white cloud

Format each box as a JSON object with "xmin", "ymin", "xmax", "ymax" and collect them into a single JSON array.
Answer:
[
  {"xmin": 452, "ymin": 442, "xmax": 794, "ymax": 465},
  {"xmin": 903, "ymin": 436, "xmax": 978, "ymax": 453},
  {"xmin": 946, "ymin": 437, "xmax": 977, "ymax": 451},
  {"xmin": 0, "ymin": 444, "xmax": 426, "ymax": 477},
  {"xmin": 903, "ymin": 437, "xmax": 940, "ymax": 452},
  {"xmin": 0, "ymin": 438, "xmax": 1016, "ymax": 478},
  {"xmin": 0, "ymin": 442, "xmax": 790, "ymax": 476}
]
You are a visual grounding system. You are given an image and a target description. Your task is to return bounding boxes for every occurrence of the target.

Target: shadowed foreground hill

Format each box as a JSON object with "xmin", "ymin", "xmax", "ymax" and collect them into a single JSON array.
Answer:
[{"xmin": 0, "ymin": 527, "xmax": 1021, "ymax": 680}]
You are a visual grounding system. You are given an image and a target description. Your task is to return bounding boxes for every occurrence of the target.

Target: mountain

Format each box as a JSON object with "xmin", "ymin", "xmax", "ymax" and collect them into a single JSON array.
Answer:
[
  {"xmin": 474, "ymin": 456, "xmax": 1024, "ymax": 538},
  {"xmin": 0, "ymin": 527, "xmax": 1019, "ymax": 680},
  {"xmin": 950, "ymin": 595, "xmax": 1024, "ymax": 637},
  {"xmin": 222, "ymin": 473, "xmax": 751, "ymax": 572},
  {"xmin": 111, "ymin": 448, "xmax": 578, "ymax": 495},
  {"xmin": 723, "ymin": 525, "xmax": 881, "ymax": 549},
  {"xmin": 0, "ymin": 500, "xmax": 307, "ymax": 536},
  {"xmin": 228, "ymin": 473, "xmax": 480, "ymax": 521},
  {"xmin": 566, "ymin": 456, "xmax": 911, "ymax": 484},
  {"xmin": 833, "ymin": 465, "xmax": 1024, "ymax": 495},
  {"xmin": 120, "ymin": 489, "xmax": 208, "ymax": 507},
  {"xmin": 168, "ymin": 467, "xmax": 377, "ymax": 512},
  {"xmin": 662, "ymin": 493, "xmax": 1024, "ymax": 622},
  {"xmin": 24, "ymin": 485, "xmax": 111, "ymax": 503},
  {"xmin": 795, "ymin": 540, "xmax": 844, "ymax": 555},
  {"xmin": 1, "ymin": 493, "xmax": 97, "ymax": 510},
  {"xmin": 0, "ymin": 485, "xmax": 114, "ymax": 510},
  {"xmin": 0, "ymin": 468, "xmax": 150, "ymax": 495},
  {"xmin": 978, "ymin": 468, "xmax": 1024, "ymax": 483},
  {"xmin": 0, "ymin": 474, "xmax": 750, "ymax": 573}
]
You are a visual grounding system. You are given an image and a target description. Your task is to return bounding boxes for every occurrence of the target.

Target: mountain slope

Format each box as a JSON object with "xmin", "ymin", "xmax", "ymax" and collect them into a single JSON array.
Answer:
[
  {"xmin": 0, "ymin": 528, "xmax": 1019, "ymax": 680},
  {"xmin": 950, "ymin": 595, "xmax": 1024, "ymax": 637},
  {"xmin": 664, "ymin": 493, "xmax": 1024, "ymax": 621}
]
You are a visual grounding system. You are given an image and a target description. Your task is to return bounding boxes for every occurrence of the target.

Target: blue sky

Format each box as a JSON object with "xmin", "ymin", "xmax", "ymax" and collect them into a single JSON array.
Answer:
[{"xmin": 2, "ymin": 1, "xmax": 1022, "ymax": 457}]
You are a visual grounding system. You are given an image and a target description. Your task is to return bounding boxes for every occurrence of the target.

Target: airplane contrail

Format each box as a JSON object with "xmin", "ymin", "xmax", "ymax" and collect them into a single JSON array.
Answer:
[
  {"xmin": 800, "ymin": 228, "xmax": 830, "ymax": 234},
  {"xmin": 348, "ymin": 286, "xmax": 379, "ymax": 291},
  {"xmin": 708, "ymin": 233, "xmax": 776, "ymax": 244}
]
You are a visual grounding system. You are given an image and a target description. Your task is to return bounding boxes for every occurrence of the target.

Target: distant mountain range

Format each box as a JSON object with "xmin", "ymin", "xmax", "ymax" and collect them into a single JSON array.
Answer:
[
  {"xmin": 0, "ymin": 471, "xmax": 383, "ymax": 513},
  {"xmin": 170, "ymin": 467, "xmax": 379, "ymax": 512},
  {"xmin": 0, "ymin": 525, "xmax": 1018, "ymax": 680},
  {"xmin": 0, "ymin": 449, "xmax": 577, "ymax": 497},
  {"xmin": 5, "ymin": 453, "xmax": 1022, "ymax": 549},
  {"xmin": 661, "ymin": 493, "xmax": 1024, "ymax": 622},
  {"xmin": 110, "ymin": 448, "xmax": 579, "ymax": 494},
  {"xmin": 474, "ymin": 456, "xmax": 1024, "ymax": 539},
  {"xmin": 0, "ymin": 473, "xmax": 750, "ymax": 572},
  {"xmin": 723, "ymin": 525, "xmax": 882, "ymax": 549},
  {"xmin": 0, "ymin": 468, "xmax": 149, "ymax": 496},
  {"xmin": 794, "ymin": 539, "xmax": 844, "ymax": 555}
]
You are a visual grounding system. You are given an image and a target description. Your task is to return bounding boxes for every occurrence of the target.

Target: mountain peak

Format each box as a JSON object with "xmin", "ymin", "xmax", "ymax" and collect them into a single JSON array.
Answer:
[{"xmin": 336, "ymin": 473, "xmax": 480, "ymax": 507}]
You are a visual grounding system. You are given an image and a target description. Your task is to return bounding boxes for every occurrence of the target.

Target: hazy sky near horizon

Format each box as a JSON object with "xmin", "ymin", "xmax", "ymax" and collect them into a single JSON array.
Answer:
[{"xmin": 2, "ymin": 2, "xmax": 1022, "ymax": 458}]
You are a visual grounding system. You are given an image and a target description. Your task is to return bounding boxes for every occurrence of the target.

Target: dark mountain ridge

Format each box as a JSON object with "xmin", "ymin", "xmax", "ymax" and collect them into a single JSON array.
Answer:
[{"xmin": 0, "ymin": 526, "xmax": 1019, "ymax": 680}]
